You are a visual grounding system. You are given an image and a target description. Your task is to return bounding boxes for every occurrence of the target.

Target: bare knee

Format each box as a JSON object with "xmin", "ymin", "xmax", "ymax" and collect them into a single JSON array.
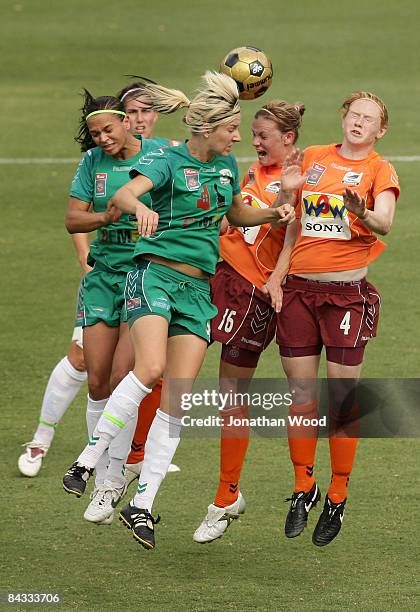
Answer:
[
  {"xmin": 133, "ymin": 361, "xmax": 164, "ymax": 389},
  {"xmin": 87, "ymin": 372, "xmax": 110, "ymax": 401}
]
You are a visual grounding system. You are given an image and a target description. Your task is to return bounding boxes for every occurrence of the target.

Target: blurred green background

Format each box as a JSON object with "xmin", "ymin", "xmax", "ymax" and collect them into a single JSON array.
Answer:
[{"xmin": 1, "ymin": 1, "xmax": 419, "ymax": 610}]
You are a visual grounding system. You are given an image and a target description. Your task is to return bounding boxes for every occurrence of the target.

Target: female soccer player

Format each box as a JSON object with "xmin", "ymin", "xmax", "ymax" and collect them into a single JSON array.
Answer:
[
  {"xmin": 193, "ymin": 99, "xmax": 306, "ymax": 543},
  {"xmin": 17, "ymin": 82, "xmax": 175, "ymax": 485},
  {"xmin": 276, "ymin": 91, "xmax": 400, "ymax": 546},
  {"xmin": 62, "ymin": 88, "xmax": 178, "ymax": 525},
  {"xmin": 62, "ymin": 71, "xmax": 295, "ymax": 549}
]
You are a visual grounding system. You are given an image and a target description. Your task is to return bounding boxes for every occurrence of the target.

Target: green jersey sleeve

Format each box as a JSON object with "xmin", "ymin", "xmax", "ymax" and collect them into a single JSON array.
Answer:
[
  {"xmin": 129, "ymin": 150, "xmax": 172, "ymax": 190},
  {"xmin": 69, "ymin": 149, "xmax": 95, "ymax": 202},
  {"xmin": 229, "ymin": 155, "xmax": 241, "ymax": 196}
]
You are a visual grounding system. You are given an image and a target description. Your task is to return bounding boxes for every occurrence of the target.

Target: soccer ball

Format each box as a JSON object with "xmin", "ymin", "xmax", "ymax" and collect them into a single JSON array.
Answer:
[{"xmin": 220, "ymin": 46, "xmax": 273, "ymax": 100}]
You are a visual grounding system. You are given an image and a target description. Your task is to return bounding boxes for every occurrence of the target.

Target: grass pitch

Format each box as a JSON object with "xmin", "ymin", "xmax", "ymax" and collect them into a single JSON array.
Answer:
[{"xmin": 1, "ymin": 1, "xmax": 419, "ymax": 610}]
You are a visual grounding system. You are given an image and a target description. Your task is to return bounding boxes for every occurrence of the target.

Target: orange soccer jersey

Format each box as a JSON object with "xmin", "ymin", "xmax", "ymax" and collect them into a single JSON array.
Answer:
[
  {"xmin": 220, "ymin": 162, "xmax": 286, "ymax": 288},
  {"xmin": 289, "ymin": 144, "xmax": 400, "ymax": 274}
]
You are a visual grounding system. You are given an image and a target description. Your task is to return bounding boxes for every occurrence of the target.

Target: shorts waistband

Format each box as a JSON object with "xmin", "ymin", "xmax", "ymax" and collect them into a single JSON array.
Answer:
[
  {"xmin": 286, "ymin": 275, "xmax": 367, "ymax": 295},
  {"xmin": 137, "ymin": 259, "xmax": 210, "ymax": 290}
]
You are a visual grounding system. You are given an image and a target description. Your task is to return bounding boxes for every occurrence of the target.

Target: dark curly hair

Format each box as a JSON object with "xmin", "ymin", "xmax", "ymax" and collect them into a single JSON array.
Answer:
[{"xmin": 75, "ymin": 89, "xmax": 125, "ymax": 152}]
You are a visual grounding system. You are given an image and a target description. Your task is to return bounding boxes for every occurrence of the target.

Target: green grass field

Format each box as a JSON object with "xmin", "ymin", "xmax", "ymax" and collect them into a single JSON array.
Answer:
[{"xmin": 1, "ymin": 1, "xmax": 419, "ymax": 610}]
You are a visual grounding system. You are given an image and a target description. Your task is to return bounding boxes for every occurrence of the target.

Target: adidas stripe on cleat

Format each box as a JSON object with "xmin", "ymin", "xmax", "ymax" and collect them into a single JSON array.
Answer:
[
  {"xmin": 63, "ymin": 462, "xmax": 94, "ymax": 497},
  {"xmin": 284, "ymin": 482, "xmax": 321, "ymax": 538},
  {"xmin": 312, "ymin": 496, "xmax": 346, "ymax": 547},
  {"xmin": 119, "ymin": 501, "xmax": 160, "ymax": 550}
]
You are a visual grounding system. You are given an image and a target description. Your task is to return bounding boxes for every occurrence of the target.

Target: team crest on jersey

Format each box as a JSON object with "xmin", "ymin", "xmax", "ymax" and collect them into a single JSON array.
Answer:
[
  {"xmin": 95, "ymin": 173, "xmax": 107, "ymax": 196},
  {"xmin": 306, "ymin": 163, "xmax": 326, "ymax": 186},
  {"xmin": 342, "ymin": 171, "xmax": 363, "ymax": 186},
  {"xmin": 184, "ymin": 168, "xmax": 201, "ymax": 191},
  {"xmin": 265, "ymin": 181, "xmax": 282, "ymax": 194},
  {"xmin": 219, "ymin": 168, "xmax": 233, "ymax": 185},
  {"xmin": 301, "ymin": 191, "xmax": 351, "ymax": 240}
]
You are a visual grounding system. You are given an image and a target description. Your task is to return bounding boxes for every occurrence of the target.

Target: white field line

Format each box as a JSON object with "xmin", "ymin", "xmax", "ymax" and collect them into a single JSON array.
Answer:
[{"xmin": 0, "ymin": 155, "xmax": 420, "ymax": 165}]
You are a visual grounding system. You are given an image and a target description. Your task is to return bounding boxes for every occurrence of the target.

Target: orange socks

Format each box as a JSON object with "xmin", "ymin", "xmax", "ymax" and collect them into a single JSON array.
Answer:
[
  {"xmin": 126, "ymin": 379, "xmax": 163, "ymax": 465},
  {"xmin": 328, "ymin": 437, "xmax": 358, "ymax": 503},
  {"xmin": 288, "ymin": 401, "xmax": 319, "ymax": 493},
  {"xmin": 214, "ymin": 406, "xmax": 250, "ymax": 508}
]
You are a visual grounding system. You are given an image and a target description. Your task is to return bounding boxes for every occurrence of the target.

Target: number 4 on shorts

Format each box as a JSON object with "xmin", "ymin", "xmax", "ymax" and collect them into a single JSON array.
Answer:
[{"xmin": 340, "ymin": 311, "xmax": 351, "ymax": 335}]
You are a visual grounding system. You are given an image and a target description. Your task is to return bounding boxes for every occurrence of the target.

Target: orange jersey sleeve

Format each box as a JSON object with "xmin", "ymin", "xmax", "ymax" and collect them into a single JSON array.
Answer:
[
  {"xmin": 289, "ymin": 144, "xmax": 400, "ymax": 274},
  {"xmin": 220, "ymin": 161, "xmax": 287, "ymax": 288}
]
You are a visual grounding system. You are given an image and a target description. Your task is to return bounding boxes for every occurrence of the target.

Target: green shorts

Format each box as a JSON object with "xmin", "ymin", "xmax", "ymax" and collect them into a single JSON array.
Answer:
[
  {"xmin": 75, "ymin": 265, "xmax": 129, "ymax": 328},
  {"xmin": 125, "ymin": 260, "xmax": 217, "ymax": 342}
]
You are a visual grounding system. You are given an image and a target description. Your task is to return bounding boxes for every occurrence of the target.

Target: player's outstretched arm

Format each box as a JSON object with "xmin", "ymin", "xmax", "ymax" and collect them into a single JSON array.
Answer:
[{"xmin": 227, "ymin": 194, "xmax": 295, "ymax": 228}]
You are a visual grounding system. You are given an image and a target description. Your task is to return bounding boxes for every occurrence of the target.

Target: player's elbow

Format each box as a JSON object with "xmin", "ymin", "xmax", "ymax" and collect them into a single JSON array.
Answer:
[{"xmin": 65, "ymin": 216, "xmax": 78, "ymax": 234}]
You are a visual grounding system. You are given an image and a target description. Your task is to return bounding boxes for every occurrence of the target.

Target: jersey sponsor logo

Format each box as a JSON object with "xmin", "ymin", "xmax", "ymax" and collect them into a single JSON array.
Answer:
[
  {"xmin": 219, "ymin": 168, "xmax": 233, "ymax": 185},
  {"xmin": 264, "ymin": 180, "xmax": 282, "ymax": 194},
  {"xmin": 112, "ymin": 166, "xmax": 130, "ymax": 172},
  {"xmin": 184, "ymin": 168, "xmax": 201, "ymax": 191},
  {"xmin": 301, "ymin": 191, "xmax": 351, "ymax": 240},
  {"xmin": 95, "ymin": 173, "xmax": 107, "ymax": 197},
  {"xmin": 126, "ymin": 297, "xmax": 142, "ymax": 311},
  {"xmin": 306, "ymin": 163, "xmax": 326, "ymax": 186},
  {"xmin": 240, "ymin": 192, "xmax": 269, "ymax": 244},
  {"xmin": 331, "ymin": 162, "xmax": 353, "ymax": 171},
  {"xmin": 342, "ymin": 171, "xmax": 363, "ymax": 186}
]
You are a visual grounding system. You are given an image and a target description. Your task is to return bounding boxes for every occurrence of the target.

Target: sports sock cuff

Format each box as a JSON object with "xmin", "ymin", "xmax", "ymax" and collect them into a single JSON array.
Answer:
[
  {"xmin": 61, "ymin": 356, "xmax": 87, "ymax": 382},
  {"xmin": 128, "ymin": 371, "xmax": 152, "ymax": 395},
  {"xmin": 156, "ymin": 408, "xmax": 182, "ymax": 429},
  {"xmin": 87, "ymin": 395, "xmax": 109, "ymax": 412}
]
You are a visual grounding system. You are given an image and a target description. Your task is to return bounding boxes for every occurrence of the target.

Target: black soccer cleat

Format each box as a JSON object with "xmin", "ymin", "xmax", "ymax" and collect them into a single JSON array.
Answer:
[
  {"xmin": 63, "ymin": 462, "xmax": 94, "ymax": 497},
  {"xmin": 119, "ymin": 501, "xmax": 160, "ymax": 550},
  {"xmin": 312, "ymin": 496, "xmax": 346, "ymax": 547},
  {"xmin": 284, "ymin": 482, "xmax": 321, "ymax": 538}
]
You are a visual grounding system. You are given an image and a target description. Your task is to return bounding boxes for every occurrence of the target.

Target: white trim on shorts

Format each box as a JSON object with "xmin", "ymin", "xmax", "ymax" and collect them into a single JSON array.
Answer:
[{"xmin": 71, "ymin": 326, "xmax": 83, "ymax": 349}]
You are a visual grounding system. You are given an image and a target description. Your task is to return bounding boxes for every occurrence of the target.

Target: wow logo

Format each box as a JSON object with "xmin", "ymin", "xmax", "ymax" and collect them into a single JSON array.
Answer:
[
  {"xmin": 302, "ymin": 192, "xmax": 348, "ymax": 219},
  {"xmin": 301, "ymin": 191, "xmax": 350, "ymax": 240}
]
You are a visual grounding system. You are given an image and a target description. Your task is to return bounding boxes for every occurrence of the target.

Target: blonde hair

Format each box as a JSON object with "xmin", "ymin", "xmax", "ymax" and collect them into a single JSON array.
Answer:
[
  {"xmin": 341, "ymin": 91, "xmax": 388, "ymax": 128},
  {"xmin": 255, "ymin": 100, "xmax": 305, "ymax": 143},
  {"xmin": 145, "ymin": 71, "xmax": 241, "ymax": 134}
]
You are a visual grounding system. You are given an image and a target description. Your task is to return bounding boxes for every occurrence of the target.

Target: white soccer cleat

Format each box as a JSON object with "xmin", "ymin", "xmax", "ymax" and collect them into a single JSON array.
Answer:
[
  {"xmin": 83, "ymin": 481, "xmax": 126, "ymax": 525},
  {"xmin": 18, "ymin": 441, "xmax": 49, "ymax": 477},
  {"xmin": 193, "ymin": 491, "xmax": 246, "ymax": 543}
]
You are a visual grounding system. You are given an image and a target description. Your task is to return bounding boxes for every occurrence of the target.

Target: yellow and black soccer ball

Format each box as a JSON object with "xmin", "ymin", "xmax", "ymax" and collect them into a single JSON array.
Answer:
[{"xmin": 220, "ymin": 46, "xmax": 273, "ymax": 100}]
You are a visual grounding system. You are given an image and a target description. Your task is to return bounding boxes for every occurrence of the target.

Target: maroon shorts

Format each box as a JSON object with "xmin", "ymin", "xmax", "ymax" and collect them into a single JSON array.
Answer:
[
  {"xmin": 211, "ymin": 262, "xmax": 276, "ymax": 367},
  {"xmin": 277, "ymin": 275, "xmax": 381, "ymax": 365}
]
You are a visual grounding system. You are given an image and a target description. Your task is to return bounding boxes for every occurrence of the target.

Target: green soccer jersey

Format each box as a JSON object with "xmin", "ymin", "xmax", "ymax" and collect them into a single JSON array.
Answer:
[
  {"xmin": 69, "ymin": 135, "xmax": 171, "ymax": 272},
  {"xmin": 129, "ymin": 143, "xmax": 241, "ymax": 275}
]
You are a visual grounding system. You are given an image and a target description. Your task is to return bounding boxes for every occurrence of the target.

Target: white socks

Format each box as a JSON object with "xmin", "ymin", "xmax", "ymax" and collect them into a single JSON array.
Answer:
[
  {"xmin": 107, "ymin": 413, "xmax": 139, "ymax": 488},
  {"xmin": 34, "ymin": 356, "xmax": 87, "ymax": 446},
  {"xmin": 133, "ymin": 409, "xmax": 182, "ymax": 512},
  {"xmin": 86, "ymin": 396, "xmax": 109, "ymax": 487},
  {"xmin": 77, "ymin": 372, "xmax": 150, "ymax": 469}
]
